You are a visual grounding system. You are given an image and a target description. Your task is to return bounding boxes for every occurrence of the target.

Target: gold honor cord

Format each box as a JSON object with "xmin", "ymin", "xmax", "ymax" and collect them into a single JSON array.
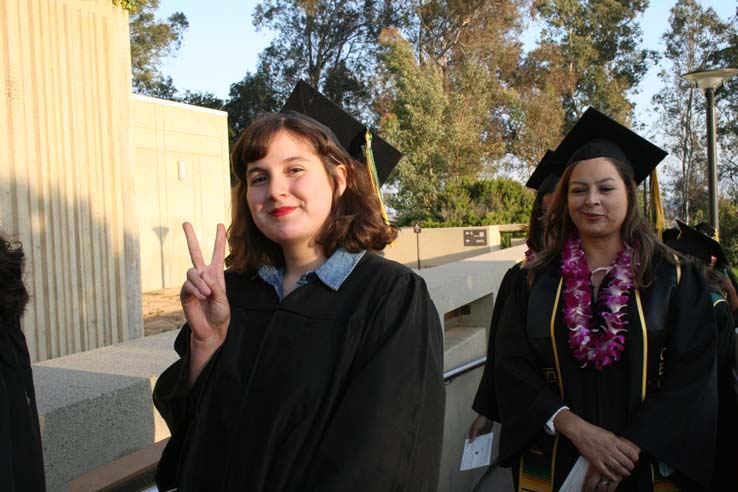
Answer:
[
  {"xmin": 649, "ymin": 169, "xmax": 665, "ymax": 239},
  {"xmin": 363, "ymin": 130, "xmax": 390, "ymax": 225}
]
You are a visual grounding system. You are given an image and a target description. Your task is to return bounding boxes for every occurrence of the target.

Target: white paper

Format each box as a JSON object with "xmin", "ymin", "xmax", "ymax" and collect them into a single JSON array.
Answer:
[
  {"xmin": 460, "ymin": 432, "xmax": 493, "ymax": 471},
  {"xmin": 559, "ymin": 455, "xmax": 590, "ymax": 492}
]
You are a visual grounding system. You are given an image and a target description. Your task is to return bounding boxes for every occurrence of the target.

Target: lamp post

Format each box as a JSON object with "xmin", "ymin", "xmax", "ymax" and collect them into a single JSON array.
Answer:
[{"xmin": 681, "ymin": 68, "xmax": 738, "ymax": 237}]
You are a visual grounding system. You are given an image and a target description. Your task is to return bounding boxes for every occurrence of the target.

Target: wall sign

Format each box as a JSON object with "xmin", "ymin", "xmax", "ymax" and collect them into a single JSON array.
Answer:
[{"xmin": 463, "ymin": 229, "xmax": 487, "ymax": 246}]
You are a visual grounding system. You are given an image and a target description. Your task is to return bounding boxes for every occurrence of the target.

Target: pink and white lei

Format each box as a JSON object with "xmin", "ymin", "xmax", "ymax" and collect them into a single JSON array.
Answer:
[{"xmin": 560, "ymin": 234, "xmax": 635, "ymax": 370}]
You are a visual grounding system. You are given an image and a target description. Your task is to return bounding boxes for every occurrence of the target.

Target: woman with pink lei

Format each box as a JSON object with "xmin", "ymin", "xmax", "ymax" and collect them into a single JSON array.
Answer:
[{"xmin": 494, "ymin": 108, "xmax": 717, "ymax": 492}]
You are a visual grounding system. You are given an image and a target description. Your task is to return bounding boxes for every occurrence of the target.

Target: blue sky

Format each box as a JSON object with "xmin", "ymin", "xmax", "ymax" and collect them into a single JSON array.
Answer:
[{"xmin": 157, "ymin": 0, "xmax": 735, "ymax": 130}]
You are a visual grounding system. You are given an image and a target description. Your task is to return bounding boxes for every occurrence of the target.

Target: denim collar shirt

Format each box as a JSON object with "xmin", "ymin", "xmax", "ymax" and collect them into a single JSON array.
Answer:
[{"xmin": 257, "ymin": 248, "xmax": 366, "ymax": 302}]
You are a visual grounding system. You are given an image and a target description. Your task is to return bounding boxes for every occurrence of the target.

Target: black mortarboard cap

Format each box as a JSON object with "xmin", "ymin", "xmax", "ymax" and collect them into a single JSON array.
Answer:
[
  {"xmin": 281, "ymin": 81, "xmax": 401, "ymax": 185},
  {"xmin": 661, "ymin": 226, "xmax": 680, "ymax": 244},
  {"xmin": 552, "ymin": 107, "xmax": 667, "ymax": 185},
  {"xmin": 526, "ymin": 150, "xmax": 562, "ymax": 193},
  {"xmin": 667, "ymin": 220, "xmax": 729, "ymax": 267},
  {"xmin": 694, "ymin": 222, "xmax": 717, "ymax": 239}
]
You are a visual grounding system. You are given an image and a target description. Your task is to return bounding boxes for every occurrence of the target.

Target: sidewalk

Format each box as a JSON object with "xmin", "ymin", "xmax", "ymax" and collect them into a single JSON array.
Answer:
[{"xmin": 142, "ymin": 287, "xmax": 184, "ymax": 336}]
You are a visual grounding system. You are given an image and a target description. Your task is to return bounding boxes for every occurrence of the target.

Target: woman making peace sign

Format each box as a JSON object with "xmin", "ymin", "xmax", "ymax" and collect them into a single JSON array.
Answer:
[{"xmin": 153, "ymin": 82, "xmax": 445, "ymax": 492}]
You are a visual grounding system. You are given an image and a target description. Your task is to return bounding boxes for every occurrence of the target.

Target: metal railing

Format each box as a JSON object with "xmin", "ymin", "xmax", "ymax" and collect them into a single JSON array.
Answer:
[{"xmin": 442, "ymin": 356, "xmax": 486, "ymax": 384}]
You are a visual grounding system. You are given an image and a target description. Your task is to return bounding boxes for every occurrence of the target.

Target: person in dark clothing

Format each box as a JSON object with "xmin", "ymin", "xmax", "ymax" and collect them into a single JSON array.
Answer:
[
  {"xmin": 0, "ymin": 234, "xmax": 46, "ymax": 492},
  {"xmin": 666, "ymin": 220, "xmax": 738, "ymax": 490},
  {"xmin": 494, "ymin": 108, "xmax": 717, "ymax": 492},
  {"xmin": 153, "ymin": 82, "xmax": 445, "ymax": 492},
  {"xmin": 468, "ymin": 149, "xmax": 561, "ymax": 440}
]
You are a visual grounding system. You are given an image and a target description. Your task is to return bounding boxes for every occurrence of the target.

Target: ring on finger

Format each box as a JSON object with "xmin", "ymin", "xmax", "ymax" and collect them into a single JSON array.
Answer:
[{"xmin": 597, "ymin": 478, "xmax": 610, "ymax": 490}]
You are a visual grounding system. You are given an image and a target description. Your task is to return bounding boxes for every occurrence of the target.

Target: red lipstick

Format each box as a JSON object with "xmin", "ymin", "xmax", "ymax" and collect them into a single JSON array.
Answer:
[{"xmin": 270, "ymin": 206, "xmax": 298, "ymax": 217}]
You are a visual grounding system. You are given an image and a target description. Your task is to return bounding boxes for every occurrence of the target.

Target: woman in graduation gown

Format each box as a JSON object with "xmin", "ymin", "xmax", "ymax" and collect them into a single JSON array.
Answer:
[
  {"xmin": 494, "ymin": 108, "xmax": 718, "ymax": 492},
  {"xmin": 468, "ymin": 150, "xmax": 560, "ymax": 439},
  {"xmin": 666, "ymin": 221, "xmax": 738, "ymax": 489},
  {"xmin": 153, "ymin": 82, "xmax": 445, "ymax": 492},
  {"xmin": 0, "ymin": 235, "xmax": 46, "ymax": 492}
]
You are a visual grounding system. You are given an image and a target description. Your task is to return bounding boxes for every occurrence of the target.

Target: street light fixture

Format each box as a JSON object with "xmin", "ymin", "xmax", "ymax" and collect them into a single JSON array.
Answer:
[{"xmin": 681, "ymin": 68, "xmax": 738, "ymax": 238}]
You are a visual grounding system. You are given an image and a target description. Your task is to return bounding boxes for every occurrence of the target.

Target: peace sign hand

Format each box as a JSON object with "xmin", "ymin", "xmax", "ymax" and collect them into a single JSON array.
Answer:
[{"xmin": 181, "ymin": 222, "xmax": 230, "ymax": 385}]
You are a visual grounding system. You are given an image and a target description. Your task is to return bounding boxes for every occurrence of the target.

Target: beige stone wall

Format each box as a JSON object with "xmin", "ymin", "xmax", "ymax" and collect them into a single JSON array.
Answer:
[
  {"xmin": 384, "ymin": 225, "xmax": 503, "ymax": 268},
  {"xmin": 0, "ymin": 0, "xmax": 141, "ymax": 361},
  {"xmin": 132, "ymin": 95, "xmax": 231, "ymax": 291}
]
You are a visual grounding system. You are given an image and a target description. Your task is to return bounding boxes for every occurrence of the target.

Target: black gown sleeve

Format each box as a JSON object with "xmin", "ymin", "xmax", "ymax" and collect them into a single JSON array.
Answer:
[
  {"xmin": 0, "ymin": 318, "xmax": 46, "ymax": 492},
  {"xmin": 715, "ymin": 299, "xmax": 736, "ymax": 371},
  {"xmin": 152, "ymin": 324, "xmax": 223, "ymax": 490},
  {"xmin": 472, "ymin": 264, "xmax": 520, "ymax": 420},
  {"xmin": 302, "ymin": 273, "xmax": 445, "ymax": 492},
  {"xmin": 621, "ymin": 263, "xmax": 718, "ymax": 489},
  {"xmin": 494, "ymin": 273, "xmax": 566, "ymax": 464}
]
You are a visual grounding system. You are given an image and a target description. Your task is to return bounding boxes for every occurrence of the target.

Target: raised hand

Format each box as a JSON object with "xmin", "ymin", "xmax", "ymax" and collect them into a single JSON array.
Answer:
[{"xmin": 181, "ymin": 222, "xmax": 230, "ymax": 385}]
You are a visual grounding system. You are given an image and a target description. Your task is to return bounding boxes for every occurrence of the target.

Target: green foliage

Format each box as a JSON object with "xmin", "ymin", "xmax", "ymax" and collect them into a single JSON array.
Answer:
[
  {"xmin": 112, "ymin": 0, "xmax": 138, "ymax": 10},
  {"xmin": 720, "ymin": 199, "xmax": 738, "ymax": 266},
  {"xmin": 531, "ymin": 0, "xmax": 654, "ymax": 126},
  {"xmin": 249, "ymin": 0, "xmax": 408, "ymax": 114},
  {"xmin": 224, "ymin": 71, "xmax": 281, "ymax": 140},
  {"xmin": 129, "ymin": 0, "xmax": 188, "ymax": 97},
  {"xmin": 651, "ymin": 0, "xmax": 735, "ymax": 221},
  {"xmin": 376, "ymin": 0, "xmax": 526, "ymax": 223},
  {"xmin": 177, "ymin": 91, "xmax": 226, "ymax": 110},
  {"xmin": 395, "ymin": 177, "xmax": 533, "ymax": 228},
  {"xmin": 376, "ymin": 30, "xmax": 452, "ymax": 222},
  {"xmin": 710, "ymin": 6, "xmax": 738, "ymax": 192}
]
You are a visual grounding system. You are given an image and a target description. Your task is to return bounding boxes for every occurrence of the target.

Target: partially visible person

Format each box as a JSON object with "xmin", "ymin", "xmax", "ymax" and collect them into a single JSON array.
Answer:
[
  {"xmin": 468, "ymin": 150, "xmax": 561, "ymax": 441},
  {"xmin": 667, "ymin": 220, "xmax": 738, "ymax": 489},
  {"xmin": 0, "ymin": 233, "xmax": 46, "ymax": 492},
  {"xmin": 691, "ymin": 221, "xmax": 738, "ymax": 320},
  {"xmin": 495, "ymin": 108, "xmax": 717, "ymax": 492}
]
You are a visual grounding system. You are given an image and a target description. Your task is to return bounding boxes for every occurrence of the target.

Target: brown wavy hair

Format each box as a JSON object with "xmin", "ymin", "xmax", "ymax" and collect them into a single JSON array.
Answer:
[
  {"xmin": 1, "ymin": 234, "xmax": 30, "ymax": 324},
  {"xmin": 227, "ymin": 112, "xmax": 397, "ymax": 274},
  {"xmin": 526, "ymin": 157, "xmax": 673, "ymax": 287}
]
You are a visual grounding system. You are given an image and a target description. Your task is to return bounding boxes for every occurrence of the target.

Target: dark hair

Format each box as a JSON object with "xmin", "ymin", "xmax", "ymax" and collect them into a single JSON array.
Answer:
[
  {"xmin": 0, "ymin": 234, "xmax": 30, "ymax": 323},
  {"xmin": 527, "ymin": 157, "xmax": 673, "ymax": 286},
  {"xmin": 526, "ymin": 188, "xmax": 554, "ymax": 252},
  {"xmin": 227, "ymin": 112, "xmax": 397, "ymax": 274}
]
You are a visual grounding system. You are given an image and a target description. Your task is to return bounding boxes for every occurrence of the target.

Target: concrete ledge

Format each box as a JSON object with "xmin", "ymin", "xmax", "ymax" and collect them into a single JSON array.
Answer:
[
  {"xmin": 68, "ymin": 439, "xmax": 168, "ymax": 492},
  {"xmin": 417, "ymin": 244, "xmax": 524, "ymax": 318},
  {"xmin": 33, "ymin": 331, "xmax": 179, "ymax": 492}
]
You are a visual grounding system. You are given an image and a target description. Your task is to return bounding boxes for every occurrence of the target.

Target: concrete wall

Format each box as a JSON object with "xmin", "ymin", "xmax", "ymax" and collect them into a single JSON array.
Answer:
[
  {"xmin": 0, "ymin": 0, "xmax": 142, "ymax": 362},
  {"xmin": 420, "ymin": 246, "xmax": 525, "ymax": 492},
  {"xmin": 31, "ymin": 245, "xmax": 527, "ymax": 492},
  {"xmin": 132, "ymin": 95, "xmax": 231, "ymax": 292},
  {"xmin": 384, "ymin": 225, "xmax": 503, "ymax": 269}
]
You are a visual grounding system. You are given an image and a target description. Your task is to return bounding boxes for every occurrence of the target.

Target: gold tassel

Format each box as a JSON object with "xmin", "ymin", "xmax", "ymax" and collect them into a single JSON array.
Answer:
[
  {"xmin": 649, "ymin": 169, "xmax": 665, "ymax": 240},
  {"xmin": 363, "ymin": 130, "xmax": 390, "ymax": 225}
]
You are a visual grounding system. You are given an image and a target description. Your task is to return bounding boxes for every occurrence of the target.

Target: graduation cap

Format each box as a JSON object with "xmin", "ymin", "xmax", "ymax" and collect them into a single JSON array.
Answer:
[
  {"xmin": 661, "ymin": 226, "xmax": 680, "ymax": 244},
  {"xmin": 667, "ymin": 220, "xmax": 729, "ymax": 267},
  {"xmin": 552, "ymin": 107, "xmax": 668, "ymax": 185},
  {"xmin": 281, "ymin": 81, "xmax": 401, "ymax": 185},
  {"xmin": 694, "ymin": 222, "xmax": 717, "ymax": 240},
  {"xmin": 526, "ymin": 149, "xmax": 562, "ymax": 193}
]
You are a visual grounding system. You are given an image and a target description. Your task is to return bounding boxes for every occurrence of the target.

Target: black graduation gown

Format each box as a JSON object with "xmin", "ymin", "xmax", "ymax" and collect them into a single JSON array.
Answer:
[
  {"xmin": 153, "ymin": 253, "xmax": 446, "ymax": 492},
  {"xmin": 495, "ymin": 254, "xmax": 717, "ymax": 491},
  {"xmin": 0, "ymin": 316, "xmax": 46, "ymax": 492},
  {"xmin": 473, "ymin": 262, "xmax": 526, "ymax": 421},
  {"xmin": 712, "ymin": 296, "xmax": 738, "ymax": 489}
]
